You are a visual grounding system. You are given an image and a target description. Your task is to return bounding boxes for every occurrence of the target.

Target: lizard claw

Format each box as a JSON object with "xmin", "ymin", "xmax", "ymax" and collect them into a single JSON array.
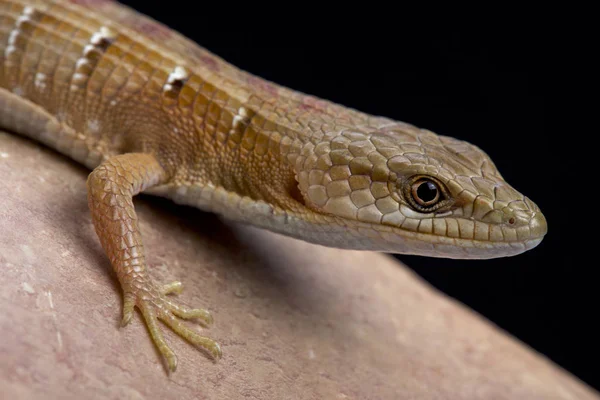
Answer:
[{"xmin": 121, "ymin": 279, "xmax": 221, "ymax": 372}]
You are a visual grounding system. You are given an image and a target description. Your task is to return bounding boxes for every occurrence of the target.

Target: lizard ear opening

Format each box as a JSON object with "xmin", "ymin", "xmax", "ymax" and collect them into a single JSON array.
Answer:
[{"xmin": 289, "ymin": 180, "xmax": 306, "ymax": 207}]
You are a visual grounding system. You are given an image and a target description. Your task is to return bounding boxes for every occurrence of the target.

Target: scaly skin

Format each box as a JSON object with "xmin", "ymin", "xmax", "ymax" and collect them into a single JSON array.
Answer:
[{"xmin": 0, "ymin": 0, "xmax": 547, "ymax": 372}]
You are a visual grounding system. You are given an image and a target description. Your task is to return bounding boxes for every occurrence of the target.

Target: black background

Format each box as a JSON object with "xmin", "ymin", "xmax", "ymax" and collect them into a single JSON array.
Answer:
[{"xmin": 119, "ymin": 1, "xmax": 593, "ymax": 390}]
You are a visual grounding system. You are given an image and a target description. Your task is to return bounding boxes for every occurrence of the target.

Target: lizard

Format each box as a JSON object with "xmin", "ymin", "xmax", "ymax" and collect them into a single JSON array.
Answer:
[{"xmin": 0, "ymin": 0, "xmax": 547, "ymax": 373}]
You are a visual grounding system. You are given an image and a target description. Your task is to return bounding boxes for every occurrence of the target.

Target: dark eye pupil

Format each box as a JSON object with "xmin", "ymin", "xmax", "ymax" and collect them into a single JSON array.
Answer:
[{"xmin": 417, "ymin": 181, "xmax": 438, "ymax": 202}]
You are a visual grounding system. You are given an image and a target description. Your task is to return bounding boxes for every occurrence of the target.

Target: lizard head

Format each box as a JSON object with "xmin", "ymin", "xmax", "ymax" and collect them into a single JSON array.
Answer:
[{"xmin": 291, "ymin": 122, "xmax": 547, "ymax": 259}]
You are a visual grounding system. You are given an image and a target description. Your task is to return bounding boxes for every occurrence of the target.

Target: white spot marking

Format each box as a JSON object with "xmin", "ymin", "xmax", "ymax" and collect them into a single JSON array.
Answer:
[
  {"xmin": 231, "ymin": 106, "xmax": 251, "ymax": 131},
  {"xmin": 4, "ymin": 7, "xmax": 36, "ymax": 61},
  {"xmin": 15, "ymin": 7, "xmax": 34, "ymax": 28},
  {"xmin": 72, "ymin": 72, "xmax": 88, "ymax": 82},
  {"xmin": 0, "ymin": 152, "xmax": 9, "ymax": 158},
  {"xmin": 72, "ymin": 27, "xmax": 116, "ymax": 85},
  {"xmin": 23, "ymin": 6, "xmax": 35, "ymax": 16},
  {"xmin": 173, "ymin": 127, "xmax": 179, "ymax": 133},
  {"xmin": 109, "ymin": 100, "xmax": 117, "ymax": 106},
  {"xmin": 15, "ymin": 17, "xmax": 31, "ymax": 30},
  {"xmin": 34, "ymin": 72, "xmax": 46, "ymax": 90},
  {"xmin": 90, "ymin": 26, "xmax": 117, "ymax": 46},
  {"xmin": 82, "ymin": 44, "xmax": 99, "ymax": 58},
  {"xmin": 239, "ymin": 106, "xmax": 250, "ymax": 118},
  {"xmin": 308, "ymin": 349, "xmax": 316, "ymax": 359},
  {"xmin": 8, "ymin": 30, "xmax": 19, "ymax": 46},
  {"xmin": 75, "ymin": 58, "xmax": 91, "ymax": 70},
  {"xmin": 164, "ymin": 66, "xmax": 189, "ymax": 92},
  {"xmin": 89, "ymin": 33, "xmax": 103, "ymax": 46},
  {"xmin": 21, "ymin": 282, "xmax": 35, "ymax": 294},
  {"xmin": 232, "ymin": 115, "xmax": 244, "ymax": 130},
  {"xmin": 61, "ymin": 250, "xmax": 71, "ymax": 257},
  {"xmin": 168, "ymin": 66, "xmax": 189, "ymax": 84}
]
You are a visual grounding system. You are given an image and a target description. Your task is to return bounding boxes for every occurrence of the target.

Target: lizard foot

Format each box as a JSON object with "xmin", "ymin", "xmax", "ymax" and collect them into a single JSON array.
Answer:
[{"xmin": 121, "ymin": 279, "xmax": 222, "ymax": 372}]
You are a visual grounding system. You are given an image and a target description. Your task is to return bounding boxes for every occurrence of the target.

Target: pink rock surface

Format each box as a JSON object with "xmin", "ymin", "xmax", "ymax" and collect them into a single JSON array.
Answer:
[{"xmin": 1, "ymin": 130, "xmax": 597, "ymax": 399}]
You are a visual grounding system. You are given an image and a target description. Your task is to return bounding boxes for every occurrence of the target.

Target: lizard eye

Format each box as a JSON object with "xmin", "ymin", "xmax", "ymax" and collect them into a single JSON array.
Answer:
[
  {"xmin": 412, "ymin": 179, "xmax": 440, "ymax": 206},
  {"xmin": 404, "ymin": 176, "xmax": 452, "ymax": 213}
]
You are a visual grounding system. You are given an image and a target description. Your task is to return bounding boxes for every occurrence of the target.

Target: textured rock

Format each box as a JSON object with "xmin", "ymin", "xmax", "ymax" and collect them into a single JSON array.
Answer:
[{"xmin": 1, "ymin": 130, "xmax": 597, "ymax": 399}]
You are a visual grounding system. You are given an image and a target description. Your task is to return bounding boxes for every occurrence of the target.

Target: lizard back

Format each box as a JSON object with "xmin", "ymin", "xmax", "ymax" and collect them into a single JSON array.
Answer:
[
  {"xmin": 0, "ymin": 0, "xmax": 343, "ymax": 210},
  {"xmin": 0, "ymin": 0, "xmax": 547, "ymax": 259}
]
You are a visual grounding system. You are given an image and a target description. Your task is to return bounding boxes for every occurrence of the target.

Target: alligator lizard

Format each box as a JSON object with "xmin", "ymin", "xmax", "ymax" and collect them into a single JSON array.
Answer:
[{"xmin": 0, "ymin": 0, "xmax": 547, "ymax": 373}]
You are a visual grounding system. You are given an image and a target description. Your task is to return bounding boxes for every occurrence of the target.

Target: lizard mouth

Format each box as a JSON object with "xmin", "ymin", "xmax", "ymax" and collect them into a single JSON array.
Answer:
[
  {"xmin": 276, "ymin": 200, "xmax": 547, "ymax": 259},
  {"xmin": 264, "ymin": 207, "xmax": 546, "ymax": 259}
]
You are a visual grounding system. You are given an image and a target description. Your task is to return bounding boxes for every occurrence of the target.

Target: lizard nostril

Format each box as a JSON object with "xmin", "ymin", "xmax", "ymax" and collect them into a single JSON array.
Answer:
[{"xmin": 508, "ymin": 217, "xmax": 515, "ymax": 225}]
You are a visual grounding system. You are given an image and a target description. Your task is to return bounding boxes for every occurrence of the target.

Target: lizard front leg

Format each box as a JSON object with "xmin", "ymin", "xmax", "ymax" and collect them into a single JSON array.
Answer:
[{"xmin": 87, "ymin": 153, "xmax": 221, "ymax": 372}]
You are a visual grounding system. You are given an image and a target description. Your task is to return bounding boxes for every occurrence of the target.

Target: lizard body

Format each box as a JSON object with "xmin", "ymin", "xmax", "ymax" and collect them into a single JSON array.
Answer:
[{"xmin": 0, "ymin": 0, "xmax": 547, "ymax": 372}]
